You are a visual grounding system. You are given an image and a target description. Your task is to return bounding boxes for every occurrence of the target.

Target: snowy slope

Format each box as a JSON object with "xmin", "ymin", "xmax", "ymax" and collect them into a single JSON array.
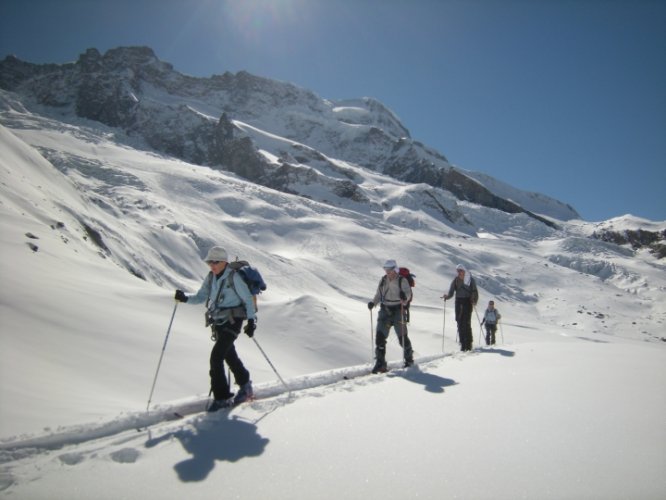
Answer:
[
  {"xmin": 1, "ymin": 91, "xmax": 665, "ymax": 499},
  {"xmin": 465, "ymin": 168, "xmax": 580, "ymax": 221}
]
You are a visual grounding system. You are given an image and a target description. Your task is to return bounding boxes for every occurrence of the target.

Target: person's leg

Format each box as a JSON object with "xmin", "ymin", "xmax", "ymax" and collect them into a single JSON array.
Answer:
[
  {"xmin": 394, "ymin": 307, "xmax": 413, "ymax": 365},
  {"xmin": 373, "ymin": 307, "xmax": 392, "ymax": 372},
  {"xmin": 209, "ymin": 327, "xmax": 236, "ymax": 400},
  {"xmin": 455, "ymin": 300, "xmax": 464, "ymax": 348},
  {"xmin": 460, "ymin": 300, "xmax": 473, "ymax": 351}
]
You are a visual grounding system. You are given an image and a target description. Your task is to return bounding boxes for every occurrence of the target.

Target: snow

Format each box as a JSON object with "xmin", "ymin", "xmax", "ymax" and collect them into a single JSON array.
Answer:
[
  {"xmin": 465, "ymin": 168, "xmax": 580, "ymax": 221},
  {"xmin": 1, "ymin": 104, "xmax": 666, "ymax": 499}
]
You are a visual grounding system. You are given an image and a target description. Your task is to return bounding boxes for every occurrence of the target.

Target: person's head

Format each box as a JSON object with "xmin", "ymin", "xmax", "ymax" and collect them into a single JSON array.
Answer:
[
  {"xmin": 204, "ymin": 246, "xmax": 228, "ymax": 271},
  {"xmin": 383, "ymin": 259, "xmax": 398, "ymax": 277},
  {"xmin": 456, "ymin": 264, "xmax": 466, "ymax": 277},
  {"xmin": 488, "ymin": 300, "xmax": 495, "ymax": 309}
]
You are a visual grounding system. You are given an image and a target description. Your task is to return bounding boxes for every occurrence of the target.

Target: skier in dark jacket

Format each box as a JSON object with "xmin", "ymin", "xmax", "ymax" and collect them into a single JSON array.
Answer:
[
  {"xmin": 174, "ymin": 246, "xmax": 256, "ymax": 412},
  {"xmin": 443, "ymin": 264, "xmax": 478, "ymax": 352},
  {"xmin": 367, "ymin": 259, "xmax": 414, "ymax": 373}
]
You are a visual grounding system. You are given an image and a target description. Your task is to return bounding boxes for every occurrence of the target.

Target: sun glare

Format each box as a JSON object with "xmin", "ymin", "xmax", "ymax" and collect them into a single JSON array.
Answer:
[{"xmin": 224, "ymin": 0, "xmax": 313, "ymax": 46}]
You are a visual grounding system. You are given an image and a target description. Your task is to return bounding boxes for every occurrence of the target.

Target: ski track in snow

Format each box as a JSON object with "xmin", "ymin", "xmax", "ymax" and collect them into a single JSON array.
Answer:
[{"xmin": 0, "ymin": 355, "xmax": 448, "ymax": 459}]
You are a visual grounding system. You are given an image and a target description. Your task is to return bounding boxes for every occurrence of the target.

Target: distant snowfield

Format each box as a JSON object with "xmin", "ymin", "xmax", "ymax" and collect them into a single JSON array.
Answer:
[{"xmin": 1, "ymin": 99, "xmax": 665, "ymax": 498}]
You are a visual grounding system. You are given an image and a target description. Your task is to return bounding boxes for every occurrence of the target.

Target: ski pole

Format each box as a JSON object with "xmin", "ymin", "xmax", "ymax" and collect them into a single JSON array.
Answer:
[
  {"xmin": 441, "ymin": 297, "xmax": 447, "ymax": 354},
  {"xmin": 474, "ymin": 305, "xmax": 484, "ymax": 349},
  {"xmin": 499, "ymin": 320, "xmax": 505, "ymax": 344},
  {"xmin": 370, "ymin": 308, "xmax": 375, "ymax": 363},
  {"xmin": 400, "ymin": 302, "xmax": 407, "ymax": 364},
  {"xmin": 449, "ymin": 298, "xmax": 459, "ymax": 345},
  {"xmin": 252, "ymin": 337, "xmax": 291, "ymax": 395},
  {"xmin": 146, "ymin": 301, "xmax": 178, "ymax": 411}
]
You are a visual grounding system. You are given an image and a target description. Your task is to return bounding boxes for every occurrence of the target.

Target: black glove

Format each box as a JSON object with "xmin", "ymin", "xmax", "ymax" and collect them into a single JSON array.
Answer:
[
  {"xmin": 174, "ymin": 290, "xmax": 188, "ymax": 302},
  {"xmin": 399, "ymin": 291, "xmax": 407, "ymax": 301},
  {"xmin": 367, "ymin": 301, "xmax": 375, "ymax": 310},
  {"xmin": 244, "ymin": 319, "xmax": 256, "ymax": 337},
  {"xmin": 481, "ymin": 319, "xmax": 485, "ymax": 325}
]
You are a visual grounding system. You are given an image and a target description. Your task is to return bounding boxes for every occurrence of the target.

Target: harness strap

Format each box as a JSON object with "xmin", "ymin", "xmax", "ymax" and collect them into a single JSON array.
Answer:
[
  {"xmin": 379, "ymin": 275, "xmax": 408, "ymax": 306},
  {"xmin": 205, "ymin": 271, "xmax": 228, "ymax": 310}
]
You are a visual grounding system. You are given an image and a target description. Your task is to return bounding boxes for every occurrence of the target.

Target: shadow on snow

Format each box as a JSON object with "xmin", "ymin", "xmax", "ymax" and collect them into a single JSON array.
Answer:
[
  {"xmin": 145, "ymin": 412, "xmax": 269, "ymax": 482},
  {"xmin": 390, "ymin": 365, "xmax": 457, "ymax": 394}
]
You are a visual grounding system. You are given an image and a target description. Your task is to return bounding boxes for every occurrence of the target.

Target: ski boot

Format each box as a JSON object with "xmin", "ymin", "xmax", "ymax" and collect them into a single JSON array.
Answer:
[
  {"xmin": 233, "ymin": 381, "xmax": 254, "ymax": 405},
  {"xmin": 372, "ymin": 360, "xmax": 388, "ymax": 374},
  {"xmin": 372, "ymin": 347, "xmax": 388, "ymax": 374},
  {"xmin": 207, "ymin": 397, "xmax": 234, "ymax": 412}
]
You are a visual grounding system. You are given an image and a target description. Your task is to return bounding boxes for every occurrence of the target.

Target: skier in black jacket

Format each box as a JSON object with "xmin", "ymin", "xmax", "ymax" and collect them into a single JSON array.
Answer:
[{"xmin": 443, "ymin": 264, "xmax": 479, "ymax": 352}]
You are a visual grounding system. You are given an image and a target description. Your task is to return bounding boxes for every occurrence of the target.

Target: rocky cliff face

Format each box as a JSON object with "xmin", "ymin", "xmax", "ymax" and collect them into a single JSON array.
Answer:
[
  {"xmin": 592, "ymin": 228, "xmax": 666, "ymax": 259},
  {"xmin": 0, "ymin": 46, "xmax": 578, "ymax": 226}
]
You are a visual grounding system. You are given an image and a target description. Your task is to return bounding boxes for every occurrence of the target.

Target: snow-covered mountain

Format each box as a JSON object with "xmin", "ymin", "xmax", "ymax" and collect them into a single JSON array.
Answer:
[
  {"xmin": 1, "ymin": 46, "xmax": 581, "ymax": 227},
  {"xmin": 1, "ymin": 46, "xmax": 665, "ymax": 499}
]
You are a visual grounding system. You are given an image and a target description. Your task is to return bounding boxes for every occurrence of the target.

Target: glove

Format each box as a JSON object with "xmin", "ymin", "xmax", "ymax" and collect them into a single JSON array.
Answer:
[
  {"xmin": 244, "ymin": 319, "xmax": 256, "ymax": 337},
  {"xmin": 399, "ymin": 291, "xmax": 407, "ymax": 301},
  {"xmin": 367, "ymin": 301, "xmax": 375, "ymax": 310},
  {"xmin": 481, "ymin": 319, "xmax": 485, "ymax": 325},
  {"xmin": 174, "ymin": 290, "xmax": 188, "ymax": 302}
]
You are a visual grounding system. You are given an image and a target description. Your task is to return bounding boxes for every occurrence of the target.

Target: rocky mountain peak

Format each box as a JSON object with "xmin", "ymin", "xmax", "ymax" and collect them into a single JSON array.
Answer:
[{"xmin": 0, "ymin": 46, "xmax": 580, "ymax": 227}]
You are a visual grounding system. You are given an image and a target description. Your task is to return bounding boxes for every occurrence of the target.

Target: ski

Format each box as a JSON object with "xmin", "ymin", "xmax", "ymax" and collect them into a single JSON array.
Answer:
[
  {"xmin": 204, "ymin": 395, "xmax": 256, "ymax": 413},
  {"xmin": 137, "ymin": 395, "xmax": 257, "ymax": 432}
]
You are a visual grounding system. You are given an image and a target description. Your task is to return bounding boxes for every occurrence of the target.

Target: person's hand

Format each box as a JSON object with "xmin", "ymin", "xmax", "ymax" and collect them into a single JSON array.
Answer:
[
  {"xmin": 399, "ymin": 291, "xmax": 407, "ymax": 301},
  {"xmin": 367, "ymin": 301, "xmax": 375, "ymax": 310},
  {"xmin": 175, "ymin": 290, "xmax": 188, "ymax": 302},
  {"xmin": 244, "ymin": 319, "xmax": 256, "ymax": 337},
  {"xmin": 481, "ymin": 319, "xmax": 485, "ymax": 325}
]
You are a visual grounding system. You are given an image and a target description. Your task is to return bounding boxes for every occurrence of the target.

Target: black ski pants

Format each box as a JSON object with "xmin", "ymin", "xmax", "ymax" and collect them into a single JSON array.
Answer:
[
  {"xmin": 484, "ymin": 323, "xmax": 497, "ymax": 345},
  {"xmin": 455, "ymin": 298, "xmax": 474, "ymax": 351},
  {"xmin": 209, "ymin": 321, "xmax": 250, "ymax": 400}
]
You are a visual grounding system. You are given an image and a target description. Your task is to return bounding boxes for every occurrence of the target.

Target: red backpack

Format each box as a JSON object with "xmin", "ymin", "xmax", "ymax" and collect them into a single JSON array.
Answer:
[
  {"xmin": 400, "ymin": 267, "xmax": 415, "ymax": 322},
  {"xmin": 398, "ymin": 267, "xmax": 415, "ymax": 289}
]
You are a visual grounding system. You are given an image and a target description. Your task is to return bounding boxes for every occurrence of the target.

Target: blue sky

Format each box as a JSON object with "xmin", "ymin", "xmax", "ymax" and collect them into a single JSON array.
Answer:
[{"xmin": 1, "ymin": 0, "xmax": 664, "ymax": 222}]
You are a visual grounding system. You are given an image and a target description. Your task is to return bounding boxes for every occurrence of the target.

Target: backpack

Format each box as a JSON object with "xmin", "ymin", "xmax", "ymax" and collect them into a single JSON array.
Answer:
[
  {"xmin": 399, "ymin": 267, "xmax": 415, "ymax": 311},
  {"xmin": 228, "ymin": 260, "xmax": 267, "ymax": 311},
  {"xmin": 228, "ymin": 260, "xmax": 267, "ymax": 295},
  {"xmin": 398, "ymin": 267, "xmax": 415, "ymax": 289}
]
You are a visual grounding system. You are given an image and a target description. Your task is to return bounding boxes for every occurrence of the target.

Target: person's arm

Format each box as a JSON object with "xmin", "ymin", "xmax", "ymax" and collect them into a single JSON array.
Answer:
[
  {"xmin": 175, "ymin": 273, "xmax": 210, "ymax": 304},
  {"xmin": 444, "ymin": 278, "xmax": 456, "ymax": 300},
  {"xmin": 400, "ymin": 277, "xmax": 412, "ymax": 303},
  {"xmin": 370, "ymin": 278, "xmax": 384, "ymax": 307},
  {"xmin": 186, "ymin": 273, "xmax": 211, "ymax": 305}
]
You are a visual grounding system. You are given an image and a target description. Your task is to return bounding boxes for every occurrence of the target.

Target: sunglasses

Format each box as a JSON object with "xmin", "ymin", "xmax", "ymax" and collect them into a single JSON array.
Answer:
[{"xmin": 207, "ymin": 260, "xmax": 222, "ymax": 265}]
